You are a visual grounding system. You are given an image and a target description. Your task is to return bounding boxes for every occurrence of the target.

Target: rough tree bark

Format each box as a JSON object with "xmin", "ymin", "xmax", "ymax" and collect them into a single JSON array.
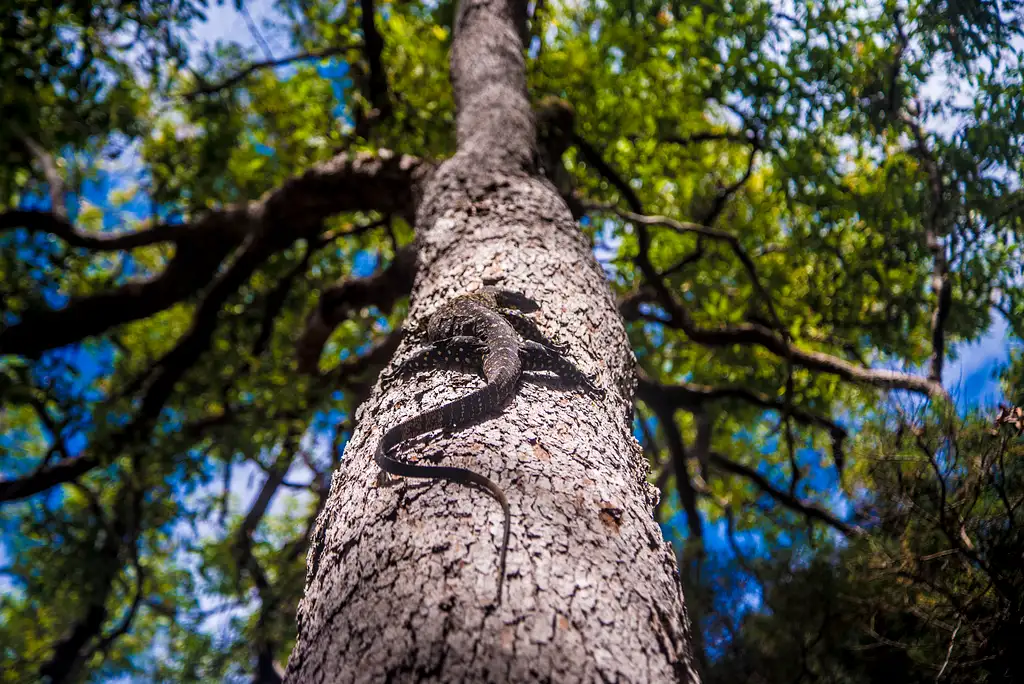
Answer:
[{"xmin": 284, "ymin": 0, "xmax": 700, "ymax": 681}]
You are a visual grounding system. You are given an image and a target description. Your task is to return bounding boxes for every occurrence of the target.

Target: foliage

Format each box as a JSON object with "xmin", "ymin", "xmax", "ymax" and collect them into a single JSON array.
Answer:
[{"xmin": 701, "ymin": 407, "xmax": 1024, "ymax": 683}]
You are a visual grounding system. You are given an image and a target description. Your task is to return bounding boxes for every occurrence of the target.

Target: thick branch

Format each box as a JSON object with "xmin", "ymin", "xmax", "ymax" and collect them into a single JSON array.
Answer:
[
  {"xmin": 296, "ymin": 243, "xmax": 417, "ymax": 374},
  {"xmin": 658, "ymin": 403, "xmax": 703, "ymax": 539},
  {"xmin": 0, "ymin": 151, "xmax": 430, "ymax": 358},
  {"xmin": 0, "ymin": 209, "xmax": 202, "ymax": 250},
  {"xmin": 93, "ymin": 553, "xmax": 144, "ymax": 658},
  {"xmin": 8, "ymin": 235, "xmax": 264, "ymax": 506},
  {"xmin": 612, "ymin": 199, "xmax": 941, "ymax": 445},
  {"xmin": 0, "ymin": 329, "xmax": 396, "ymax": 504},
  {"xmin": 1, "ymin": 218, "xmax": 240, "ymax": 358},
  {"xmin": 134, "ymin": 237, "xmax": 271, "ymax": 422},
  {"xmin": 253, "ymin": 243, "xmax": 315, "ymax": 358},
  {"xmin": 255, "ymin": 149, "xmax": 429, "ymax": 233},
  {"xmin": 0, "ymin": 240, "xmax": 269, "ymax": 503},
  {"xmin": 640, "ymin": 385, "xmax": 704, "ymax": 538},
  {"xmin": 0, "ymin": 453, "xmax": 102, "ymax": 504},
  {"xmin": 359, "ymin": 0, "xmax": 392, "ymax": 120}
]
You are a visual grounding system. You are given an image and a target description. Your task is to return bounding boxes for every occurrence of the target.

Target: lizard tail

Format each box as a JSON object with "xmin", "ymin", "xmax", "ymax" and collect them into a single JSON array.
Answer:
[{"xmin": 375, "ymin": 445, "xmax": 511, "ymax": 605}]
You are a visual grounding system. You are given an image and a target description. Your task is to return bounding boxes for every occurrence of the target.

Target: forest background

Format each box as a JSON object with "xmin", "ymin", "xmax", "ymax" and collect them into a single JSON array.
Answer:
[{"xmin": 1, "ymin": 0, "xmax": 1023, "ymax": 681}]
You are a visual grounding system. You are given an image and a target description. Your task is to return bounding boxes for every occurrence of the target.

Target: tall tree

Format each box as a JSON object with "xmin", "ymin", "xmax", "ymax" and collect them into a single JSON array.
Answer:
[
  {"xmin": 1, "ymin": 0, "xmax": 1022, "ymax": 681},
  {"xmin": 284, "ymin": 0, "xmax": 699, "ymax": 681}
]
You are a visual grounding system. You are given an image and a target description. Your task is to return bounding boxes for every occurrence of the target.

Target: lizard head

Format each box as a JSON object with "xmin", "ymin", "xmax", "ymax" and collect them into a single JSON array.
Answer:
[{"xmin": 476, "ymin": 286, "xmax": 541, "ymax": 313}]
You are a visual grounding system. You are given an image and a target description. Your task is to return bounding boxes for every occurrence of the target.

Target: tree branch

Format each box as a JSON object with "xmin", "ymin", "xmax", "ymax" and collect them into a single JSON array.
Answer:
[
  {"xmin": 639, "ymin": 383, "xmax": 704, "ymax": 538},
  {"xmin": 93, "ymin": 547, "xmax": 145, "ymax": 658},
  {"xmin": 0, "ymin": 151, "xmax": 430, "ymax": 358},
  {"xmin": 234, "ymin": 483, "xmax": 287, "ymax": 684},
  {"xmin": 0, "ymin": 209, "xmax": 202, "ymax": 250},
  {"xmin": 901, "ymin": 105, "xmax": 952, "ymax": 384},
  {"xmin": 296, "ymin": 243, "xmax": 417, "ymax": 374},
  {"xmin": 635, "ymin": 372, "xmax": 848, "ymax": 471},
  {"xmin": 38, "ymin": 482, "xmax": 144, "ymax": 683},
  {"xmin": 571, "ymin": 133, "xmax": 643, "ymax": 213},
  {"xmin": 624, "ymin": 284, "xmax": 948, "ymax": 400},
  {"xmin": 612, "ymin": 205, "xmax": 943, "ymax": 398},
  {"xmin": 239, "ymin": 0, "xmax": 275, "ymax": 62},
  {"xmin": 0, "ymin": 454, "xmax": 102, "ymax": 505},
  {"xmin": 185, "ymin": 46, "xmax": 352, "ymax": 98},
  {"xmin": 133, "ymin": 236, "xmax": 271, "ymax": 422},
  {"xmin": 0, "ymin": 239, "xmax": 269, "ymax": 504},
  {"xmin": 607, "ymin": 208, "xmax": 783, "ymax": 325},
  {"xmin": 0, "ymin": 326, "xmax": 396, "ymax": 505},
  {"xmin": 0, "ymin": 215, "xmax": 241, "ymax": 358},
  {"xmin": 708, "ymin": 451, "xmax": 863, "ymax": 537},
  {"xmin": 359, "ymin": 0, "xmax": 392, "ymax": 121},
  {"xmin": 654, "ymin": 400, "xmax": 704, "ymax": 539},
  {"xmin": 696, "ymin": 141, "xmax": 758, "ymax": 226},
  {"xmin": 660, "ymin": 130, "xmax": 758, "ymax": 148}
]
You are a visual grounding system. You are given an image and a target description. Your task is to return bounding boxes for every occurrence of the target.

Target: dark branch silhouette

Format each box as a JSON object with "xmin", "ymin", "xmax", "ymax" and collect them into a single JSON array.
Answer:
[
  {"xmin": 0, "ymin": 151, "xmax": 430, "ymax": 359},
  {"xmin": 359, "ymin": 0, "xmax": 392, "ymax": 121},
  {"xmin": 296, "ymin": 242, "xmax": 416, "ymax": 374},
  {"xmin": 186, "ymin": 46, "xmax": 353, "ymax": 98},
  {"xmin": 708, "ymin": 451, "xmax": 862, "ymax": 536}
]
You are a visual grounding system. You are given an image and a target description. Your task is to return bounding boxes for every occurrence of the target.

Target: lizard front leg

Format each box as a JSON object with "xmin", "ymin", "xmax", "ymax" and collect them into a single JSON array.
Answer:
[
  {"xmin": 500, "ymin": 310, "xmax": 569, "ymax": 352},
  {"xmin": 520, "ymin": 340, "xmax": 604, "ymax": 397},
  {"xmin": 381, "ymin": 336, "xmax": 487, "ymax": 385}
]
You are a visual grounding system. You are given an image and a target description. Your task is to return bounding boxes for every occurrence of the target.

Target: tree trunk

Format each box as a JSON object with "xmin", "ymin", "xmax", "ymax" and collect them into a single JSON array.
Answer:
[{"xmin": 284, "ymin": 0, "xmax": 700, "ymax": 681}]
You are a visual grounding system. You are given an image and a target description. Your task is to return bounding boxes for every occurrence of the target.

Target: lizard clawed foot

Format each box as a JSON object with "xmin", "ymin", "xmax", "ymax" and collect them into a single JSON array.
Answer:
[
  {"xmin": 584, "ymin": 377, "xmax": 606, "ymax": 399},
  {"xmin": 546, "ymin": 339, "xmax": 571, "ymax": 353}
]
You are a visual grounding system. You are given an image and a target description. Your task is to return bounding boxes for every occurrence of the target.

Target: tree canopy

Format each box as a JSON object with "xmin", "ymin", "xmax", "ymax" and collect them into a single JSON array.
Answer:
[{"xmin": 1, "ymin": 0, "xmax": 1022, "ymax": 681}]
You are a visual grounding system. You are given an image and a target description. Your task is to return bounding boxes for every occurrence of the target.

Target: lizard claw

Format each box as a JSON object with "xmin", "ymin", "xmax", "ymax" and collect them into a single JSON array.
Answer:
[{"xmin": 584, "ymin": 376, "xmax": 606, "ymax": 399}]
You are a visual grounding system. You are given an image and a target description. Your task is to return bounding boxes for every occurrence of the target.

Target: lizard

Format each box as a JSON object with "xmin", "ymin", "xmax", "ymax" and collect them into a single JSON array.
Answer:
[{"xmin": 375, "ymin": 286, "xmax": 604, "ymax": 605}]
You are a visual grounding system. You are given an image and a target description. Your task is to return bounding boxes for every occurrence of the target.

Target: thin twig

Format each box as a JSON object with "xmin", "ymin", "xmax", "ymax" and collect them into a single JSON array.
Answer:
[
  {"xmin": 936, "ymin": 619, "xmax": 962, "ymax": 681},
  {"xmin": 708, "ymin": 451, "xmax": 863, "ymax": 536},
  {"xmin": 186, "ymin": 46, "xmax": 352, "ymax": 98}
]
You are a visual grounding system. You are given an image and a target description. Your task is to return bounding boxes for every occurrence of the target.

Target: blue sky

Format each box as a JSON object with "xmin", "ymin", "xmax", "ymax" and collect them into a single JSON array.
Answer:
[
  {"xmin": 191, "ymin": 0, "xmax": 284, "ymax": 57},
  {"xmin": 943, "ymin": 313, "xmax": 1017, "ymax": 410}
]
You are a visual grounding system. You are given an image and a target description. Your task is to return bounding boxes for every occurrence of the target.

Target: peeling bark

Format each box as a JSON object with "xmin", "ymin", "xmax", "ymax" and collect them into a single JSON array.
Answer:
[{"xmin": 285, "ymin": 0, "xmax": 700, "ymax": 681}]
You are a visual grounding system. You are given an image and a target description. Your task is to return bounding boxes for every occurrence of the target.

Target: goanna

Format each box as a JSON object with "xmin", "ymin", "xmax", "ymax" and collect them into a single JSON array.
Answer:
[{"xmin": 375, "ymin": 286, "xmax": 604, "ymax": 605}]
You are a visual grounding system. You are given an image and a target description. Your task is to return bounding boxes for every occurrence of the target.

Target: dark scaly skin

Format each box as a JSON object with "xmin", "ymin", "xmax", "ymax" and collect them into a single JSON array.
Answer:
[{"xmin": 375, "ymin": 287, "xmax": 603, "ymax": 605}]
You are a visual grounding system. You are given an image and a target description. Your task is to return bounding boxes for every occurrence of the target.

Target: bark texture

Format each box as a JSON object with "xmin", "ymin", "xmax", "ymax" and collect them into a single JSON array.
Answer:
[{"xmin": 285, "ymin": 0, "xmax": 700, "ymax": 681}]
